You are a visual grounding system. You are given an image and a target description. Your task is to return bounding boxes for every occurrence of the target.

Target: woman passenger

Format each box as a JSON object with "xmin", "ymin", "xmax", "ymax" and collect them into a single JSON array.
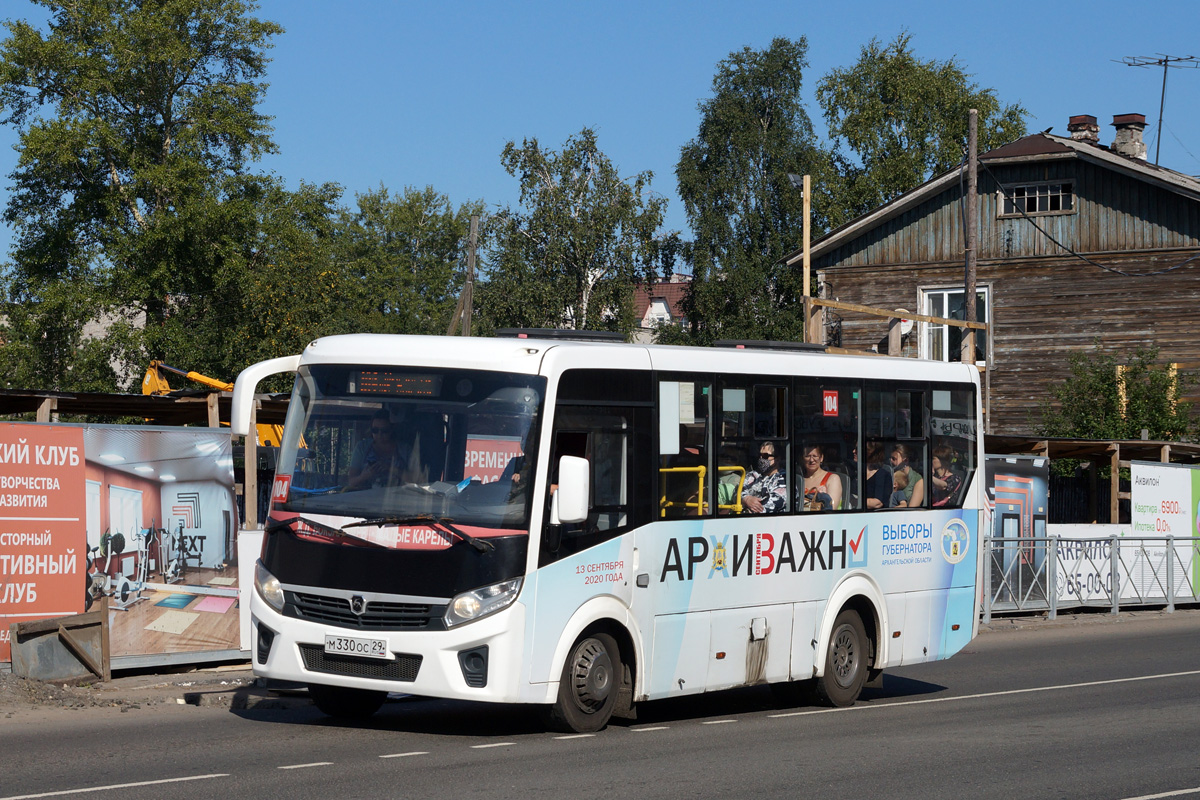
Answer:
[
  {"xmin": 889, "ymin": 443, "xmax": 925, "ymax": 507},
  {"xmin": 801, "ymin": 444, "xmax": 842, "ymax": 511},
  {"xmin": 863, "ymin": 441, "xmax": 892, "ymax": 510},
  {"xmin": 930, "ymin": 445, "xmax": 962, "ymax": 507},
  {"xmin": 741, "ymin": 441, "xmax": 787, "ymax": 514}
]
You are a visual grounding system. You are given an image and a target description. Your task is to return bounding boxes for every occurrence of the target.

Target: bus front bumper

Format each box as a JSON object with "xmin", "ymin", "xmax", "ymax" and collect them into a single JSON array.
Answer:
[{"xmin": 250, "ymin": 593, "xmax": 527, "ymax": 704}]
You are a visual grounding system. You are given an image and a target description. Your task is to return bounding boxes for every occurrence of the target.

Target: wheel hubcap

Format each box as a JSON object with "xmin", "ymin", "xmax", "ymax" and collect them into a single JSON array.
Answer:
[
  {"xmin": 570, "ymin": 639, "xmax": 613, "ymax": 712},
  {"xmin": 831, "ymin": 625, "xmax": 859, "ymax": 688}
]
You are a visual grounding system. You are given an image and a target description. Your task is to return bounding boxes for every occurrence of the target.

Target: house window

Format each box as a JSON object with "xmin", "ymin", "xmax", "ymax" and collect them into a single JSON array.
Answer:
[
  {"xmin": 649, "ymin": 299, "xmax": 671, "ymax": 324},
  {"xmin": 999, "ymin": 182, "xmax": 1074, "ymax": 216},
  {"xmin": 921, "ymin": 286, "xmax": 989, "ymax": 364}
]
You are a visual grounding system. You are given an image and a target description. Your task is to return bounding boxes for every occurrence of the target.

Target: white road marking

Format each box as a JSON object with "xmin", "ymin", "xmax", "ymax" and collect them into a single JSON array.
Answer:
[
  {"xmin": 1119, "ymin": 788, "xmax": 1200, "ymax": 800},
  {"xmin": 769, "ymin": 669, "xmax": 1200, "ymax": 718},
  {"xmin": 702, "ymin": 719, "xmax": 736, "ymax": 725},
  {"xmin": 278, "ymin": 762, "xmax": 333, "ymax": 770},
  {"xmin": 630, "ymin": 726, "xmax": 669, "ymax": 732},
  {"xmin": 554, "ymin": 734, "xmax": 596, "ymax": 740},
  {"xmin": 380, "ymin": 751, "xmax": 429, "ymax": 758},
  {"xmin": 470, "ymin": 742, "xmax": 515, "ymax": 749},
  {"xmin": 0, "ymin": 774, "xmax": 228, "ymax": 800}
]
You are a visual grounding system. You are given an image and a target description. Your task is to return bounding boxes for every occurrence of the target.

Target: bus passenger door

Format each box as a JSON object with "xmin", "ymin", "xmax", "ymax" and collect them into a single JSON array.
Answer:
[{"xmin": 528, "ymin": 404, "xmax": 650, "ymax": 686}]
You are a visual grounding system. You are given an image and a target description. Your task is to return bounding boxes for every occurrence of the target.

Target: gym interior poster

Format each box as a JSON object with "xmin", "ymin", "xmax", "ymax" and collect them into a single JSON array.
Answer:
[{"xmin": 1, "ymin": 421, "xmax": 240, "ymax": 664}]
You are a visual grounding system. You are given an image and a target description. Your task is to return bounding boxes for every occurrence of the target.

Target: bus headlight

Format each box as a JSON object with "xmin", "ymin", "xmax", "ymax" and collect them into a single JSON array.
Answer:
[
  {"xmin": 444, "ymin": 578, "xmax": 522, "ymax": 628},
  {"xmin": 254, "ymin": 561, "xmax": 285, "ymax": 612}
]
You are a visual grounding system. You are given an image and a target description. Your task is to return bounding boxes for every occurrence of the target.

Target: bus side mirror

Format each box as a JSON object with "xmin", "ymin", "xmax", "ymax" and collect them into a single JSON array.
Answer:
[{"xmin": 551, "ymin": 455, "xmax": 590, "ymax": 525}]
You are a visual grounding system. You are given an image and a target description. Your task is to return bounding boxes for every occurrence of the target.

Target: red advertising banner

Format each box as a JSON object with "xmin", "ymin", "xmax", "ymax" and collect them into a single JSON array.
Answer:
[
  {"xmin": 0, "ymin": 423, "xmax": 87, "ymax": 661},
  {"xmin": 464, "ymin": 436, "xmax": 524, "ymax": 483}
]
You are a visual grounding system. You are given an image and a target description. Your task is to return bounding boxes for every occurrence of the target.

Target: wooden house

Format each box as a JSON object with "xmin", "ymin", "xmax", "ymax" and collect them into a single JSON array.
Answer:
[{"xmin": 788, "ymin": 114, "xmax": 1200, "ymax": 434}]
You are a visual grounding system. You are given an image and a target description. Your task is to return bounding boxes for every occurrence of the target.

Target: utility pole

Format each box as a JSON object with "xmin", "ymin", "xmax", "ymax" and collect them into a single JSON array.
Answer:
[
  {"xmin": 1119, "ymin": 54, "xmax": 1199, "ymax": 165},
  {"xmin": 462, "ymin": 215, "xmax": 478, "ymax": 337},
  {"xmin": 447, "ymin": 214, "xmax": 480, "ymax": 336},
  {"xmin": 963, "ymin": 109, "xmax": 978, "ymax": 366},
  {"xmin": 802, "ymin": 174, "xmax": 813, "ymax": 344},
  {"xmin": 788, "ymin": 173, "xmax": 819, "ymax": 344}
]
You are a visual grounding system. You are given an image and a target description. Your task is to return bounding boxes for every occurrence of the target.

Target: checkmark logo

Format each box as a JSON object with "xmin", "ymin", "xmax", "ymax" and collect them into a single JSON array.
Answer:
[{"xmin": 848, "ymin": 526, "xmax": 866, "ymax": 566}]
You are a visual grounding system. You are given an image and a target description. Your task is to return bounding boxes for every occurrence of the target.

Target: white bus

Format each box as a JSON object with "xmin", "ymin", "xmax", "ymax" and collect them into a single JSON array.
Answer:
[{"xmin": 232, "ymin": 331, "xmax": 983, "ymax": 732}]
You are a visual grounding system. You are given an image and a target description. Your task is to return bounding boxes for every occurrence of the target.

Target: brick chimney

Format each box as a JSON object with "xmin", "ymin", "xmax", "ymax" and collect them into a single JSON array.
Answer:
[
  {"xmin": 1111, "ymin": 113, "xmax": 1148, "ymax": 160},
  {"xmin": 1067, "ymin": 114, "xmax": 1100, "ymax": 144}
]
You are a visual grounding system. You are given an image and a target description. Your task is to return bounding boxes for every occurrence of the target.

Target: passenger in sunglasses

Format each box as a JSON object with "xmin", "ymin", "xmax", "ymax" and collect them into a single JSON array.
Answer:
[{"xmin": 741, "ymin": 441, "xmax": 787, "ymax": 514}]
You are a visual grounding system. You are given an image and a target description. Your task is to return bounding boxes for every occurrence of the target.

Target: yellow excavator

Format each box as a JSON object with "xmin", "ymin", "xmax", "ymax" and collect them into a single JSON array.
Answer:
[{"xmin": 142, "ymin": 361, "xmax": 286, "ymax": 447}]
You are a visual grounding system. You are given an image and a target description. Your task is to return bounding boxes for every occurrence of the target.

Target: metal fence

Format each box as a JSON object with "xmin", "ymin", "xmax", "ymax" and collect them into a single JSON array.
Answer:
[{"xmin": 983, "ymin": 535, "xmax": 1200, "ymax": 622}]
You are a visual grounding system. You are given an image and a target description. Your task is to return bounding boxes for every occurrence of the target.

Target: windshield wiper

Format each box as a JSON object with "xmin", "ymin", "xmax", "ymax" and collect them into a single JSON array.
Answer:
[
  {"xmin": 264, "ymin": 515, "xmax": 387, "ymax": 547},
  {"xmin": 265, "ymin": 515, "xmax": 342, "ymax": 538},
  {"xmin": 344, "ymin": 515, "xmax": 495, "ymax": 553}
]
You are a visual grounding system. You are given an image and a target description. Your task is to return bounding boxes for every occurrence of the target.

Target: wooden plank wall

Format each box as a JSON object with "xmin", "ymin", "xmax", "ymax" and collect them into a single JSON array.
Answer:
[
  {"xmin": 819, "ymin": 248, "xmax": 1200, "ymax": 433},
  {"xmin": 819, "ymin": 159, "xmax": 1200, "ymax": 268}
]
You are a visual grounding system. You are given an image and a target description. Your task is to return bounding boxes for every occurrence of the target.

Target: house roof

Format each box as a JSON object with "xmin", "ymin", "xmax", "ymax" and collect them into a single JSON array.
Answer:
[
  {"xmin": 631, "ymin": 279, "xmax": 691, "ymax": 321},
  {"xmin": 784, "ymin": 131, "xmax": 1200, "ymax": 266}
]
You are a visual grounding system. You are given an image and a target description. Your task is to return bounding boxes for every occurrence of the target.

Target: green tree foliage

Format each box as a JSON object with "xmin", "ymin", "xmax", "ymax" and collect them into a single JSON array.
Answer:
[
  {"xmin": 673, "ymin": 37, "xmax": 840, "ymax": 345},
  {"xmin": 0, "ymin": 276, "xmax": 122, "ymax": 392},
  {"xmin": 482, "ymin": 128, "xmax": 677, "ymax": 335},
  {"xmin": 817, "ymin": 32, "xmax": 1028, "ymax": 214},
  {"xmin": 0, "ymin": 0, "xmax": 281, "ymax": 388},
  {"xmin": 1038, "ymin": 343, "xmax": 1197, "ymax": 441},
  {"xmin": 223, "ymin": 179, "xmax": 350, "ymax": 371},
  {"xmin": 341, "ymin": 185, "xmax": 483, "ymax": 336}
]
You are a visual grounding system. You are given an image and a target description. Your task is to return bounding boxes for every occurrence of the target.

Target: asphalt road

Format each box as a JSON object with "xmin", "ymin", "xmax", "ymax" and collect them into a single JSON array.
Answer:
[{"xmin": 2, "ymin": 611, "xmax": 1199, "ymax": 800}]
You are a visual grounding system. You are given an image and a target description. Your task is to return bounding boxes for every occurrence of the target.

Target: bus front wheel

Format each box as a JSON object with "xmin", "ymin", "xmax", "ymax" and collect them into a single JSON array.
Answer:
[
  {"xmin": 308, "ymin": 683, "xmax": 387, "ymax": 720},
  {"xmin": 815, "ymin": 609, "xmax": 868, "ymax": 707},
  {"xmin": 545, "ymin": 632, "xmax": 622, "ymax": 733}
]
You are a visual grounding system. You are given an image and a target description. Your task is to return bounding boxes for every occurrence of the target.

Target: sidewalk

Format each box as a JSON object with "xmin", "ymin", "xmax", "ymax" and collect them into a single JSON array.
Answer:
[{"xmin": 0, "ymin": 661, "xmax": 312, "ymax": 714}]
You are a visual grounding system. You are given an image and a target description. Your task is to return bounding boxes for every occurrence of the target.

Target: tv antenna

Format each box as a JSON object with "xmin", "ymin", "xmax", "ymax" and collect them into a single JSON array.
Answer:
[{"xmin": 1118, "ymin": 54, "xmax": 1200, "ymax": 165}]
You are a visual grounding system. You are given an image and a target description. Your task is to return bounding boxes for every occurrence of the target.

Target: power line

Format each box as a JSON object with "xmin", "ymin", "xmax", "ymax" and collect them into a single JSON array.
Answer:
[
  {"xmin": 981, "ymin": 161, "xmax": 1200, "ymax": 278},
  {"xmin": 1117, "ymin": 54, "xmax": 1200, "ymax": 165}
]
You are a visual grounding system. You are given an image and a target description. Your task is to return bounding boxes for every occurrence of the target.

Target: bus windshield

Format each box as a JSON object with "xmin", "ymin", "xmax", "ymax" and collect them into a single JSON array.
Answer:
[{"xmin": 272, "ymin": 365, "xmax": 545, "ymax": 542}]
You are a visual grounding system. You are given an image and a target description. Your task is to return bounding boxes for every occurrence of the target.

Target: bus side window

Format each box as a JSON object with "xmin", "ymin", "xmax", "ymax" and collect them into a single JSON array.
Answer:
[
  {"xmin": 718, "ymin": 380, "xmax": 789, "ymax": 515},
  {"xmin": 929, "ymin": 386, "xmax": 977, "ymax": 508},
  {"xmin": 795, "ymin": 381, "xmax": 860, "ymax": 512},
  {"xmin": 541, "ymin": 406, "xmax": 650, "ymax": 567},
  {"xmin": 658, "ymin": 378, "xmax": 712, "ymax": 518}
]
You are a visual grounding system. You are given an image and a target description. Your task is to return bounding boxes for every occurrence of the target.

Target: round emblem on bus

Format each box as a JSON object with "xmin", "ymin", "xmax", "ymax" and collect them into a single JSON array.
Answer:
[
  {"xmin": 350, "ymin": 595, "xmax": 367, "ymax": 615},
  {"xmin": 940, "ymin": 519, "xmax": 970, "ymax": 564},
  {"xmin": 940, "ymin": 520, "xmax": 969, "ymax": 563}
]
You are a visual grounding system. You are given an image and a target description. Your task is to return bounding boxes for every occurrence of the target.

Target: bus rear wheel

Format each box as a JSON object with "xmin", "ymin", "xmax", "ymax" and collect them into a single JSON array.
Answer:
[
  {"xmin": 308, "ymin": 683, "xmax": 387, "ymax": 720},
  {"xmin": 545, "ymin": 632, "xmax": 622, "ymax": 733},
  {"xmin": 815, "ymin": 609, "xmax": 868, "ymax": 707}
]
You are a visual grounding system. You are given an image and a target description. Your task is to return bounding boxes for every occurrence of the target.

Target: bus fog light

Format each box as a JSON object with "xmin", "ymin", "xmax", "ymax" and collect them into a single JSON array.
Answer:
[
  {"xmin": 444, "ymin": 578, "xmax": 522, "ymax": 627},
  {"xmin": 255, "ymin": 561, "xmax": 285, "ymax": 612}
]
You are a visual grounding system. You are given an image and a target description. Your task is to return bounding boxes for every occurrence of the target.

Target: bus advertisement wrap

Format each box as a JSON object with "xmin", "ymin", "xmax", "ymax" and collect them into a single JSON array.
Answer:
[{"xmin": 528, "ymin": 509, "xmax": 978, "ymax": 700}]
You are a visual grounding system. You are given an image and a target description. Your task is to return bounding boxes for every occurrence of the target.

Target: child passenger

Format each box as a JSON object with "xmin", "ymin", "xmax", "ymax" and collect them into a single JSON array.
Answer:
[{"xmin": 889, "ymin": 469, "xmax": 910, "ymax": 508}]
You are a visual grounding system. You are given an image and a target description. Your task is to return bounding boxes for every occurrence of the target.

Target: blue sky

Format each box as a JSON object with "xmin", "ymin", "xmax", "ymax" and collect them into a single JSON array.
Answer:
[{"xmin": 1, "ymin": 0, "xmax": 1198, "ymax": 259}]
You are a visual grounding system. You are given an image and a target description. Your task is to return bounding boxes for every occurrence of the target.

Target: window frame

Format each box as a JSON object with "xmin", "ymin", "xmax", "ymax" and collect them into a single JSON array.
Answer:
[
  {"xmin": 997, "ymin": 180, "xmax": 1076, "ymax": 218},
  {"xmin": 919, "ymin": 284, "xmax": 992, "ymax": 367}
]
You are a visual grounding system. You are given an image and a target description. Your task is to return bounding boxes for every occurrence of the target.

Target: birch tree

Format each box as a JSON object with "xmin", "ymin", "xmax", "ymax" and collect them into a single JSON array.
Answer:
[{"xmin": 483, "ymin": 128, "xmax": 677, "ymax": 334}]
